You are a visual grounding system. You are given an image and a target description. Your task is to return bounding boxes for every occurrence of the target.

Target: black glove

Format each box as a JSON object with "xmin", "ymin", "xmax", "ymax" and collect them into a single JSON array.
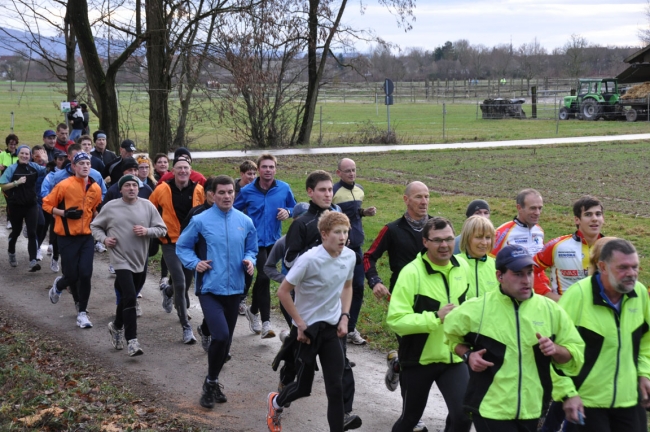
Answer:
[{"xmin": 63, "ymin": 206, "xmax": 83, "ymax": 219}]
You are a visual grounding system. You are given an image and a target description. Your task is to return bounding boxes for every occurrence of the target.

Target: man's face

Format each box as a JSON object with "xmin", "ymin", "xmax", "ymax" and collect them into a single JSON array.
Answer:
[
  {"xmin": 423, "ymin": 225, "xmax": 454, "ymax": 266},
  {"xmin": 33, "ymin": 149, "xmax": 47, "ymax": 165},
  {"xmin": 336, "ymin": 158, "xmax": 356, "ymax": 185},
  {"xmin": 600, "ymin": 251, "xmax": 639, "ymax": 295},
  {"xmin": 498, "ymin": 266, "xmax": 534, "ymax": 301},
  {"xmin": 95, "ymin": 138, "xmax": 107, "ymax": 150},
  {"xmin": 173, "ymin": 161, "xmax": 191, "ymax": 182},
  {"xmin": 124, "ymin": 167, "xmax": 138, "ymax": 176},
  {"xmin": 404, "ymin": 183, "xmax": 430, "ymax": 219},
  {"xmin": 258, "ymin": 159, "xmax": 276, "ymax": 183},
  {"xmin": 240, "ymin": 169, "xmax": 256, "ymax": 185},
  {"xmin": 517, "ymin": 194, "xmax": 543, "ymax": 226},
  {"xmin": 74, "ymin": 159, "xmax": 91, "ymax": 177},
  {"xmin": 120, "ymin": 148, "xmax": 133, "ymax": 158},
  {"xmin": 473, "ymin": 208, "xmax": 490, "ymax": 218},
  {"xmin": 214, "ymin": 184, "xmax": 235, "ymax": 211},
  {"xmin": 43, "ymin": 135, "xmax": 56, "ymax": 149},
  {"xmin": 56, "ymin": 128, "xmax": 68, "ymax": 142},
  {"xmin": 120, "ymin": 181, "xmax": 139, "ymax": 200},
  {"xmin": 575, "ymin": 205, "xmax": 604, "ymax": 238},
  {"xmin": 307, "ymin": 180, "xmax": 333, "ymax": 209},
  {"xmin": 80, "ymin": 139, "xmax": 93, "ymax": 153},
  {"xmin": 321, "ymin": 224, "xmax": 349, "ymax": 255},
  {"xmin": 205, "ymin": 190, "xmax": 215, "ymax": 206}
]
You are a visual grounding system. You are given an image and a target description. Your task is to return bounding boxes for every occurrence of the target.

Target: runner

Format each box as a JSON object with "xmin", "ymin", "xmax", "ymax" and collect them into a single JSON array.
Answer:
[
  {"xmin": 235, "ymin": 159, "xmax": 257, "ymax": 315},
  {"xmin": 43, "ymin": 152, "xmax": 103, "ymax": 328},
  {"xmin": 453, "ymin": 199, "xmax": 490, "ymax": 254},
  {"xmin": 266, "ymin": 211, "xmax": 355, "ymax": 432},
  {"xmin": 40, "ymin": 150, "xmax": 67, "ymax": 272},
  {"xmin": 176, "ymin": 175, "xmax": 257, "ymax": 408},
  {"xmin": 91, "ymin": 174, "xmax": 167, "ymax": 356},
  {"xmin": 1, "ymin": 134, "xmax": 19, "ymax": 230},
  {"xmin": 387, "ymin": 217, "xmax": 472, "ymax": 432},
  {"xmin": 153, "ymin": 153, "xmax": 169, "ymax": 182},
  {"xmin": 454, "ymin": 215, "xmax": 498, "ymax": 299},
  {"xmin": 491, "ymin": 188, "xmax": 544, "ymax": 257},
  {"xmin": 156, "ymin": 148, "xmax": 206, "ymax": 186}
]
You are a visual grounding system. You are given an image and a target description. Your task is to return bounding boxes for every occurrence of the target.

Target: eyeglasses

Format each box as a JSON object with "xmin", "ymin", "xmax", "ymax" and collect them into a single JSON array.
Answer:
[
  {"xmin": 341, "ymin": 169, "xmax": 356, "ymax": 174},
  {"xmin": 138, "ymin": 165, "xmax": 149, "ymax": 170},
  {"xmin": 425, "ymin": 237, "xmax": 455, "ymax": 245}
]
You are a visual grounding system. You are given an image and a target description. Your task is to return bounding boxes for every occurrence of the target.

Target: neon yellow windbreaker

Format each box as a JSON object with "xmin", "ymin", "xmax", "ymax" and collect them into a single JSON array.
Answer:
[{"xmin": 455, "ymin": 253, "xmax": 499, "ymax": 299}]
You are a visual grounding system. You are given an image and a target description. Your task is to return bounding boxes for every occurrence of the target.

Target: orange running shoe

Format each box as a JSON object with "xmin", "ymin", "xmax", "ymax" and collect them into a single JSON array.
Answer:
[{"xmin": 266, "ymin": 392, "xmax": 283, "ymax": 432}]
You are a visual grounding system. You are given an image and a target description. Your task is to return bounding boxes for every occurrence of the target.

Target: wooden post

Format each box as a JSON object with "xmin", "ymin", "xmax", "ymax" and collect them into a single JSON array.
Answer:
[{"xmin": 531, "ymin": 86, "xmax": 537, "ymax": 119}]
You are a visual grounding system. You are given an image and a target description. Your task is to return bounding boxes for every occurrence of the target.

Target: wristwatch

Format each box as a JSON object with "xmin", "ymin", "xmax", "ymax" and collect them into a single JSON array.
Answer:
[
  {"xmin": 462, "ymin": 351, "xmax": 472, "ymax": 363},
  {"xmin": 340, "ymin": 312, "xmax": 351, "ymax": 320}
]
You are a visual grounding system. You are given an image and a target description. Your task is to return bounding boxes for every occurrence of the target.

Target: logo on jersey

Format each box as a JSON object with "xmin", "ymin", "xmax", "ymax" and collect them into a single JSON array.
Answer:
[{"xmin": 560, "ymin": 270, "xmax": 580, "ymax": 277}]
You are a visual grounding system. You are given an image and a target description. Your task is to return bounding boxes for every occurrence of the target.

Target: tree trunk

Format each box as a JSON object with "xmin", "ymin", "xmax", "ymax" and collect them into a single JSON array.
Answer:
[
  {"xmin": 146, "ymin": 0, "xmax": 171, "ymax": 155},
  {"xmin": 63, "ymin": 8, "xmax": 77, "ymax": 102}
]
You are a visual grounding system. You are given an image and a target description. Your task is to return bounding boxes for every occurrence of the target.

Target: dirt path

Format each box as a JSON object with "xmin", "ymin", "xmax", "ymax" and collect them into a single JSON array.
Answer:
[{"xmin": 0, "ymin": 228, "xmax": 450, "ymax": 431}]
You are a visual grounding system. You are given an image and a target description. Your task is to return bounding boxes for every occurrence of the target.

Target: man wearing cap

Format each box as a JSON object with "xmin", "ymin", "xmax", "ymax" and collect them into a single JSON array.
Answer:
[
  {"xmin": 556, "ymin": 238, "xmax": 650, "ymax": 431},
  {"xmin": 42, "ymin": 130, "xmax": 58, "ymax": 161},
  {"xmin": 443, "ymin": 244, "xmax": 584, "ymax": 432},
  {"xmin": 149, "ymin": 156, "xmax": 204, "ymax": 344},
  {"xmin": 104, "ymin": 139, "xmax": 137, "ymax": 186},
  {"xmin": 156, "ymin": 147, "xmax": 207, "ymax": 186},
  {"xmin": 492, "ymin": 188, "xmax": 545, "ymax": 258},
  {"xmin": 43, "ymin": 152, "xmax": 103, "ymax": 329},
  {"xmin": 453, "ymin": 199, "xmax": 491, "ymax": 255},
  {"xmin": 91, "ymin": 130, "xmax": 118, "ymax": 168},
  {"xmin": 332, "ymin": 158, "xmax": 376, "ymax": 346},
  {"xmin": 100, "ymin": 158, "xmax": 153, "ymax": 206},
  {"xmin": 91, "ymin": 174, "xmax": 167, "ymax": 357},
  {"xmin": 54, "ymin": 123, "xmax": 74, "ymax": 153}
]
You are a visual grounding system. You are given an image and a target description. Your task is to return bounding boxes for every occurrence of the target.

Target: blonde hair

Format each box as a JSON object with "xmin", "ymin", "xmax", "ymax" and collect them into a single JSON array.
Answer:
[
  {"xmin": 135, "ymin": 153, "xmax": 156, "ymax": 185},
  {"xmin": 318, "ymin": 211, "xmax": 350, "ymax": 233},
  {"xmin": 459, "ymin": 215, "xmax": 496, "ymax": 256},
  {"xmin": 588, "ymin": 236, "xmax": 619, "ymax": 275}
]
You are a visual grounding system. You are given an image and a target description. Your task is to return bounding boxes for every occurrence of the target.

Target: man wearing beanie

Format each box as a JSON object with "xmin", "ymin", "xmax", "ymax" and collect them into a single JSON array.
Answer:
[
  {"xmin": 91, "ymin": 130, "xmax": 118, "ymax": 168},
  {"xmin": 453, "ymin": 199, "xmax": 491, "ymax": 254},
  {"xmin": 104, "ymin": 139, "xmax": 137, "ymax": 186},
  {"xmin": 100, "ymin": 158, "xmax": 153, "ymax": 208},
  {"xmin": 92, "ymin": 174, "xmax": 167, "ymax": 357},
  {"xmin": 156, "ymin": 147, "xmax": 207, "ymax": 186}
]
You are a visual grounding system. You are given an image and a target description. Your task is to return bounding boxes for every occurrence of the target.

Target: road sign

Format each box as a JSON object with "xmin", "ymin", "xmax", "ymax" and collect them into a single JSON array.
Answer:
[
  {"xmin": 384, "ymin": 79, "xmax": 394, "ymax": 96},
  {"xmin": 385, "ymin": 95, "xmax": 394, "ymax": 106}
]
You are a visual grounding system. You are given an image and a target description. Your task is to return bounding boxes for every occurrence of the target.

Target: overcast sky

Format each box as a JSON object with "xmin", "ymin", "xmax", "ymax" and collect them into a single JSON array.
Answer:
[{"xmin": 343, "ymin": 0, "xmax": 648, "ymax": 53}]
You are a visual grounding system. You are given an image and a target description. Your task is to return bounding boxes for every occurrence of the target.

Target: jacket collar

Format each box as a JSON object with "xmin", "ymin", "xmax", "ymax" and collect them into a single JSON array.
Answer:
[
  {"xmin": 572, "ymin": 230, "xmax": 604, "ymax": 244},
  {"xmin": 338, "ymin": 180, "xmax": 355, "ymax": 190},
  {"xmin": 420, "ymin": 249, "xmax": 460, "ymax": 275},
  {"xmin": 590, "ymin": 272, "xmax": 637, "ymax": 308}
]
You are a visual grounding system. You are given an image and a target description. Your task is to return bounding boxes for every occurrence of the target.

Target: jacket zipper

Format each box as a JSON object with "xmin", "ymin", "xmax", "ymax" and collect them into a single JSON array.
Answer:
[
  {"xmin": 611, "ymin": 311, "xmax": 622, "ymax": 408},
  {"xmin": 474, "ymin": 260, "xmax": 479, "ymax": 297},
  {"xmin": 225, "ymin": 211, "xmax": 230, "ymax": 294},
  {"xmin": 442, "ymin": 272, "xmax": 452, "ymax": 363},
  {"xmin": 514, "ymin": 300, "xmax": 523, "ymax": 419}
]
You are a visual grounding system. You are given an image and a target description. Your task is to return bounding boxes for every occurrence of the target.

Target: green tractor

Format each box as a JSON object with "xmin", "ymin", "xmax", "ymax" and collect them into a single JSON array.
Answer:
[{"xmin": 558, "ymin": 78, "xmax": 624, "ymax": 121}]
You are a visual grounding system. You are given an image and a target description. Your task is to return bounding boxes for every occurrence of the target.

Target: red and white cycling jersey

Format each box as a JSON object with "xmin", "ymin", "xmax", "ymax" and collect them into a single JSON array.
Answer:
[
  {"xmin": 532, "ymin": 231, "xmax": 601, "ymax": 296},
  {"xmin": 491, "ymin": 218, "xmax": 544, "ymax": 258}
]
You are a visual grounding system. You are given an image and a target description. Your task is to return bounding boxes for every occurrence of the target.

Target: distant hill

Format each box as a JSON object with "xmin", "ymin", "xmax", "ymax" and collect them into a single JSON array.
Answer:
[{"xmin": 0, "ymin": 26, "xmax": 113, "ymax": 59}]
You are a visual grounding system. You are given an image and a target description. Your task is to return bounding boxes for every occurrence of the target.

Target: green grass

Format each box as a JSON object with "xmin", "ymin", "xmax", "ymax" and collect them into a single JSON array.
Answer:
[{"xmin": 1, "ymin": 82, "xmax": 649, "ymax": 150}]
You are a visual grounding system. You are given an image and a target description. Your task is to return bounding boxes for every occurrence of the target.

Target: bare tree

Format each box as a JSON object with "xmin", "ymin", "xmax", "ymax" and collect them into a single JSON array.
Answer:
[
  {"xmin": 517, "ymin": 37, "xmax": 547, "ymax": 92},
  {"xmin": 563, "ymin": 34, "xmax": 589, "ymax": 78},
  {"xmin": 640, "ymin": 0, "xmax": 650, "ymax": 44}
]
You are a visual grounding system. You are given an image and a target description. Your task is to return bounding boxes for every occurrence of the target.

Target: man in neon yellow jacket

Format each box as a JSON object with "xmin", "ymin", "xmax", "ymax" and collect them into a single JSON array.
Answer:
[
  {"xmin": 444, "ymin": 244, "xmax": 584, "ymax": 432},
  {"xmin": 558, "ymin": 238, "xmax": 650, "ymax": 431}
]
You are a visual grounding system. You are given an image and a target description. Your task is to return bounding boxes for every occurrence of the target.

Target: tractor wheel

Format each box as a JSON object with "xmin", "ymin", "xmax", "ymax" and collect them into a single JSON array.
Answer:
[
  {"xmin": 582, "ymin": 99, "xmax": 601, "ymax": 121},
  {"xmin": 626, "ymin": 108, "xmax": 638, "ymax": 122},
  {"xmin": 558, "ymin": 107, "xmax": 570, "ymax": 120}
]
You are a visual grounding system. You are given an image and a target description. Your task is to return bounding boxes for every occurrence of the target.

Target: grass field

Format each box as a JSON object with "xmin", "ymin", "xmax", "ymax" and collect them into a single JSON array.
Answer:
[{"xmin": 1, "ymin": 82, "xmax": 650, "ymax": 150}]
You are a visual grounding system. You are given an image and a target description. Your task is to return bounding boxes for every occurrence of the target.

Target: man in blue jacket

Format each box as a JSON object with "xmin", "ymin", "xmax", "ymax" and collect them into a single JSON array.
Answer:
[
  {"xmin": 177, "ymin": 175, "xmax": 258, "ymax": 409},
  {"xmin": 234, "ymin": 154, "xmax": 296, "ymax": 339}
]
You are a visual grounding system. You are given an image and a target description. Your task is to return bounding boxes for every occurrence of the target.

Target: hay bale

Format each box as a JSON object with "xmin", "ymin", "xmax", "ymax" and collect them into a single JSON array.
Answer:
[{"xmin": 621, "ymin": 82, "xmax": 650, "ymax": 100}]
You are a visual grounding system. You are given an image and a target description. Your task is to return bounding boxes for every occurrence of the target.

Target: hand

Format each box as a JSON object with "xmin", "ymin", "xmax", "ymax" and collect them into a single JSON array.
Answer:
[
  {"xmin": 132, "ymin": 225, "xmax": 148, "ymax": 236},
  {"xmin": 243, "ymin": 259, "xmax": 254, "ymax": 275},
  {"xmin": 104, "ymin": 176, "xmax": 111, "ymax": 184},
  {"xmin": 639, "ymin": 376, "xmax": 650, "ymax": 408},
  {"xmin": 468, "ymin": 348, "xmax": 495, "ymax": 372},
  {"xmin": 537, "ymin": 333, "xmax": 557, "ymax": 357},
  {"xmin": 437, "ymin": 303, "xmax": 456, "ymax": 323},
  {"xmin": 337, "ymin": 315, "xmax": 349, "ymax": 338},
  {"xmin": 297, "ymin": 324, "xmax": 310, "ymax": 344},
  {"xmin": 63, "ymin": 207, "xmax": 83, "ymax": 219},
  {"xmin": 16, "ymin": 176, "xmax": 27, "ymax": 185},
  {"xmin": 196, "ymin": 260, "xmax": 212, "ymax": 273},
  {"xmin": 363, "ymin": 206, "xmax": 377, "ymax": 217},
  {"xmin": 563, "ymin": 395, "xmax": 585, "ymax": 424},
  {"xmin": 276, "ymin": 208, "xmax": 289, "ymax": 221},
  {"xmin": 372, "ymin": 283, "xmax": 390, "ymax": 300},
  {"xmin": 104, "ymin": 237, "xmax": 117, "ymax": 248},
  {"xmin": 0, "ymin": 164, "xmax": 5, "ymax": 171}
]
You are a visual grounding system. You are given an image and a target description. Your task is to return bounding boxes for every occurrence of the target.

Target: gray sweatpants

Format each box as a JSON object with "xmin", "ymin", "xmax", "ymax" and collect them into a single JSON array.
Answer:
[{"xmin": 162, "ymin": 244, "xmax": 194, "ymax": 330}]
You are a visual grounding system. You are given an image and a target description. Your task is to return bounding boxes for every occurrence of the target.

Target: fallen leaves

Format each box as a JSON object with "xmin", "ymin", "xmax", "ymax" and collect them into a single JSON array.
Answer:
[{"xmin": 16, "ymin": 407, "xmax": 64, "ymax": 427}]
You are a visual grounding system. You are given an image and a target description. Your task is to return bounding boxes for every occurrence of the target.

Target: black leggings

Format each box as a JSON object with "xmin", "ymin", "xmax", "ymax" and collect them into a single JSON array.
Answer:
[
  {"xmin": 8, "ymin": 203, "xmax": 38, "ymax": 260},
  {"xmin": 198, "ymin": 293, "xmax": 239, "ymax": 380},
  {"xmin": 114, "ymin": 269, "xmax": 146, "ymax": 341},
  {"xmin": 276, "ymin": 324, "xmax": 345, "ymax": 432},
  {"xmin": 56, "ymin": 235, "xmax": 94, "ymax": 312},
  {"xmin": 392, "ymin": 362, "xmax": 471, "ymax": 432},
  {"xmin": 473, "ymin": 415, "xmax": 538, "ymax": 432},
  {"xmin": 250, "ymin": 245, "xmax": 273, "ymax": 322},
  {"xmin": 577, "ymin": 406, "xmax": 644, "ymax": 432}
]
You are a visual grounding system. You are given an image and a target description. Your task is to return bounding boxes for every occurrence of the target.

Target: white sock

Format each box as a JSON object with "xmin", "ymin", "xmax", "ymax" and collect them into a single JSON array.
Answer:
[{"xmin": 272, "ymin": 395, "xmax": 282, "ymax": 410}]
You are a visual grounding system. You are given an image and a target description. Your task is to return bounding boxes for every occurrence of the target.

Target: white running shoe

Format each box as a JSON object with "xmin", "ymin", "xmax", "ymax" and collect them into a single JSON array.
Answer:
[
  {"xmin": 108, "ymin": 321, "xmax": 124, "ymax": 350},
  {"xmin": 127, "ymin": 339, "xmax": 144, "ymax": 357},
  {"xmin": 347, "ymin": 328, "xmax": 367, "ymax": 345},
  {"xmin": 6, "ymin": 220, "xmax": 11, "ymax": 230},
  {"xmin": 95, "ymin": 241, "xmax": 107, "ymax": 253},
  {"xmin": 36, "ymin": 249, "xmax": 43, "ymax": 261},
  {"xmin": 261, "ymin": 321, "xmax": 276, "ymax": 339},
  {"xmin": 413, "ymin": 419, "xmax": 428, "ymax": 432},
  {"xmin": 109, "ymin": 264, "xmax": 115, "ymax": 274},
  {"xmin": 136, "ymin": 300, "xmax": 142, "ymax": 317},
  {"xmin": 279, "ymin": 329, "xmax": 290, "ymax": 344},
  {"xmin": 49, "ymin": 276, "xmax": 63, "ymax": 304},
  {"xmin": 77, "ymin": 312, "xmax": 93, "ymax": 328},
  {"xmin": 183, "ymin": 327, "xmax": 197, "ymax": 344},
  {"xmin": 385, "ymin": 350, "xmax": 400, "ymax": 391},
  {"xmin": 8, "ymin": 252, "xmax": 17, "ymax": 267},
  {"xmin": 47, "ymin": 244, "xmax": 53, "ymax": 255},
  {"xmin": 50, "ymin": 258, "xmax": 59, "ymax": 273},
  {"xmin": 238, "ymin": 299, "xmax": 247, "ymax": 315},
  {"xmin": 245, "ymin": 306, "xmax": 262, "ymax": 334}
]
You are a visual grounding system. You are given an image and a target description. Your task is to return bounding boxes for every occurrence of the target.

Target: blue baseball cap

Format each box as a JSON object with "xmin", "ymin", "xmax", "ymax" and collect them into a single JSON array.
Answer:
[
  {"xmin": 43, "ymin": 130, "xmax": 56, "ymax": 138},
  {"xmin": 495, "ymin": 245, "xmax": 538, "ymax": 271}
]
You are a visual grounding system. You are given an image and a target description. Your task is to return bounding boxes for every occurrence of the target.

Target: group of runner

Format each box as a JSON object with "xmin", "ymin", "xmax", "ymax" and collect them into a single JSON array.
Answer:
[{"xmin": 1, "ymin": 126, "xmax": 649, "ymax": 432}]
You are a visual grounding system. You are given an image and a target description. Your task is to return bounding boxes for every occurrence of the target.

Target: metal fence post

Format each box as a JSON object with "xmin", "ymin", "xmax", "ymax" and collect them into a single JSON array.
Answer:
[
  {"xmin": 443, "ymin": 102, "xmax": 446, "ymax": 140},
  {"xmin": 319, "ymin": 105, "xmax": 323, "ymax": 145},
  {"xmin": 555, "ymin": 100, "xmax": 560, "ymax": 135},
  {"xmin": 11, "ymin": 111, "xmax": 14, "ymax": 132},
  {"xmin": 476, "ymin": 101, "xmax": 479, "ymax": 120}
]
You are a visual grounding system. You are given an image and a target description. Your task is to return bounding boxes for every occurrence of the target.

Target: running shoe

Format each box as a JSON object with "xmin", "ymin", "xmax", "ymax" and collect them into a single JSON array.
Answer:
[
  {"xmin": 161, "ymin": 286, "xmax": 173, "ymax": 313},
  {"xmin": 28, "ymin": 259, "xmax": 41, "ymax": 272},
  {"xmin": 6, "ymin": 220, "xmax": 11, "ymax": 230},
  {"xmin": 261, "ymin": 321, "xmax": 276, "ymax": 339},
  {"xmin": 344, "ymin": 412, "xmax": 362, "ymax": 430},
  {"xmin": 346, "ymin": 329, "xmax": 367, "ymax": 345},
  {"xmin": 47, "ymin": 244, "xmax": 53, "ymax": 255},
  {"xmin": 197, "ymin": 325, "xmax": 211, "ymax": 353},
  {"xmin": 108, "ymin": 321, "xmax": 124, "ymax": 350},
  {"xmin": 238, "ymin": 299, "xmax": 247, "ymax": 315},
  {"xmin": 200, "ymin": 378, "xmax": 227, "ymax": 408},
  {"xmin": 8, "ymin": 252, "xmax": 17, "ymax": 267},
  {"xmin": 50, "ymin": 258, "xmax": 59, "ymax": 272},
  {"xmin": 49, "ymin": 276, "xmax": 62, "ymax": 304},
  {"xmin": 183, "ymin": 327, "xmax": 197, "ymax": 344},
  {"xmin": 108, "ymin": 264, "xmax": 115, "ymax": 275},
  {"xmin": 95, "ymin": 241, "xmax": 107, "ymax": 253},
  {"xmin": 266, "ymin": 392, "xmax": 282, "ymax": 432},
  {"xmin": 159, "ymin": 277, "xmax": 169, "ymax": 290},
  {"xmin": 245, "ymin": 306, "xmax": 262, "ymax": 334},
  {"xmin": 76, "ymin": 312, "xmax": 93, "ymax": 329},
  {"xmin": 135, "ymin": 300, "xmax": 142, "ymax": 317},
  {"xmin": 385, "ymin": 350, "xmax": 400, "ymax": 391},
  {"xmin": 127, "ymin": 339, "xmax": 144, "ymax": 357},
  {"xmin": 413, "ymin": 419, "xmax": 428, "ymax": 432},
  {"xmin": 279, "ymin": 329, "xmax": 290, "ymax": 344},
  {"xmin": 36, "ymin": 249, "xmax": 43, "ymax": 261}
]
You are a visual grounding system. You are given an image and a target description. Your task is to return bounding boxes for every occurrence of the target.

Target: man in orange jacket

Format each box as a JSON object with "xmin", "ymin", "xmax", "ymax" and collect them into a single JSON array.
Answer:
[{"xmin": 43, "ymin": 152, "xmax": 102, "ymax": 329}]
